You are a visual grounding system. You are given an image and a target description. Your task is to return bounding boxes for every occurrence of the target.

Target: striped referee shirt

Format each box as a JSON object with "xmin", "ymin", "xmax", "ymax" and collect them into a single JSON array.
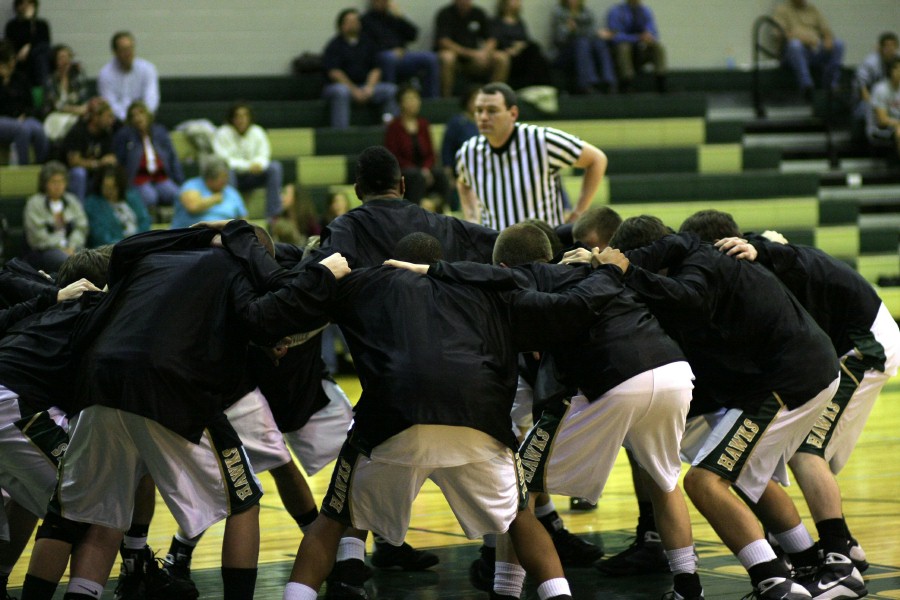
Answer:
[{"xmin": 456, "ymin": 123, "xmax": 585, "ymax": 231}]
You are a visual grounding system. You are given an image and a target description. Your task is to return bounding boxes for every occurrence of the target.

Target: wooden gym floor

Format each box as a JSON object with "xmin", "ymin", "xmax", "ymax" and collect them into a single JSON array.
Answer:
[{"xmin": 9, "ymin": 376, "xmax": 900, "ymax": 599}]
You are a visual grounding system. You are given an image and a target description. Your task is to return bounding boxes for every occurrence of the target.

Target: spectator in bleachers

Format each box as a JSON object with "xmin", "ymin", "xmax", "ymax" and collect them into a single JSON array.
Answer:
[
  {"xmin": 606, "ymin": 0, "xmax": 667, "ymax": 93},
  {"xmin": 491, "ymin": 0, "xmax": 552, "ymax": 90},
  {"xmin": 171, "ymin": 156, "xmax": 247, "ymax": 229},
  {"xmin": 434, "ymin": 0, "xmax": 509, "ymax": 97},
  {"xmin": 320, "ymin": 190, "xmax": 350, "ymax": 229},
  {"xmin": 4, "ymin": 0, "xmax": 50, "ymax": 88},
  {"xmin": 212, "ymin": 101, "xmax": 283, "ymax": 222},
  {"xmin": 322, "ymin": 8, "xmax": 399, "ymax": 129},
  {"xmin": 440, "ymin": 85, "xmax": 478, "ymax": 211},
  {"xmin": 362, "ymin": 0, "xmax": 440, "ymax": 99},
  {"xmin": 854, "ymin": 32, "xmax": 899, "ymax": 124},
  {"xmin": 384, "ymin": 85, "xmax": 449, "ymax": 211},
  {"xmin": 552, "ymin": 0, "xmax": 616, "ymax": 94},
  {"xmin": 868, "ymin": 57, "xmax": 900, "ymax": 160},
  {"xmin": 23, "ymin": 160, "xmax": 88, "ymax": 272},
  {"xmin": 772, "ymin": 0, "xmax": 843, "ymax": 103},
  {"xmin": 83, "ymin": 164, "xmax": 150, "ymax": 247},
  {"xmin": 0, "ymin": 39, "xmax": 48, "ymax": 164},
  {"xmin": 41, "ymin": 44, "xmax": 88, "ymax": 143},
  {"xmin": 97, "ymin": 31, "xmax": 160, "ymax": 122},
  {"xmin": 113, "ymin": 100, "xmax": 183, "ymax": 212},
  {"xmin": 61, "ymin": 96, "xmax": 117, "ymax": 201}
]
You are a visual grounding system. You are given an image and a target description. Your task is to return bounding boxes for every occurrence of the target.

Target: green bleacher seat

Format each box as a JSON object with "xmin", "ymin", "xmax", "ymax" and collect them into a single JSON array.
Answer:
[
  {"xmin": 607, "ymin": 172, "xmax": 819, "ymax": 203},
  {"xmin": 0, "ymin": 166, "xmax": 41, "ymax": 199}
]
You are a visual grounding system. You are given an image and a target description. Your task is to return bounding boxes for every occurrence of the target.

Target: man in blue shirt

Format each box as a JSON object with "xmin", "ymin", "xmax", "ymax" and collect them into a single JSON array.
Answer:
[
  {"xmin": 606, "ymin": 0, "xmax": 667, "ymax": 93},
  {"xmin": 171, "ymin": 157, "xmax": 247, "ymax": 229}
]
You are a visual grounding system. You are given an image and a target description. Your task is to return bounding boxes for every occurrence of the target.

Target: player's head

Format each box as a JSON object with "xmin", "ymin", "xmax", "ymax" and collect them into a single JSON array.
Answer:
[
  {"xmin": 493, "ymin": 222, "xmax": 553, "ymax": 266},
  {"xmin": 608, "ymin": 215, "xmax": 672, "ymax": 251},
  {"xmin": 679, "ymin": 209, "xmax": 742, "ymax": 243},
  {"xmin": 355, "ymin": 146, "xmax": 404, "ymax": 200},
  {"xmin": 572, "ymin": 206, "xmax": 622, "ymax": 250},
  {"xmin": 522, "ymin": 219, "xmax": 563, "ymax": 257},
  {"xmin": 394, "ymin": 232, "xmax": 443, "ymax": 264},
  {"xmin": 57, "ymin": 248, "xmax": 111, "ymax": 290}
]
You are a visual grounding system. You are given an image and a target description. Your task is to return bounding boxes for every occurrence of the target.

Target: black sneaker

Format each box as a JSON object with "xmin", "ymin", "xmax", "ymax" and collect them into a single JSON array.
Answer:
[
  {"xmin": 469, "ymin": 545, "xmax": 495, "ymax": 592},
  {"xmin": 569, "ymin": 497, "xmax": 598, "ymax": 511},
  {"xmin": 489, "ymin": 594, "xmax": 518, "ymax": 600},
  {"xmin": 661, "ymin": 572, "xmax": 704, "ymax": 599},
  {"xmin": 114, "ymin": 546, "xmax": 153, "ymax": 600},
  {"xmin": 324, "ymin": 581, "xmax": 370, "ymax": 600},
  {"xmin": 597, "ymin": 531, "xmax": 669, "ymax": 576},
  {"xmin": 740, "ymin": 576, "xmax": 812, "ymax": 599},
  {"xmin": 661, "ymin": 592, "xmax": 705, "ymax": 600},
  {"xmin": 799, "ymin": 553, "xmax": 867, "ymax": 599},
  {"xmin": 144, "ymin": 556, "xmax": 198, "ymax": 600},
  {"xmin": 371, "ymin": 541, "xmax": 439, "ymax": 571},
  {"xmin": 327, "ymin": 559, "xmax": 372, "ymax": 590},
  {"xmin": 848, "ymin": 538, "xmax": 869, "ymax": 573},
  {"xmin": 552, "ymin": 527, "xmax": 604, "ymax": 567},
  {"xmin": 162, "ymin": 553, "xmax": 192, "ymax": 582}
]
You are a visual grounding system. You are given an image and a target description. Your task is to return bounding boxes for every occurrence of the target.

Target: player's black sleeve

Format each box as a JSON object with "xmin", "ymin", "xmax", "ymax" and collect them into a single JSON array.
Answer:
[
  {"xmin": 107, "ymin": 227, "xmax": 218, "ymax": 285},
  {"xmin": 0, "ymin": 288, "xmax": 58, "ymax": 336},
  {"xmin": 624, "ymin": 232, "xmax": 697, "ymax": 273},
  {"xmin": 220, "ymin": 221, "xmax": 293, "ymax": 292}
]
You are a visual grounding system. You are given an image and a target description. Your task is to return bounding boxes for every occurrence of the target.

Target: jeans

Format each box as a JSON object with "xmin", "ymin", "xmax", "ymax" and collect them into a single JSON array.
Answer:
[
  {"xmin": 554, "ymin": 36, "xmax": 616, "ymax": 90},
  {"xmin": 135, "ymin": 179, "xmax": 181, "ymax": 208},
  {"xmin": 378, "ymin": 50, "xmax": 440, "ymax": 98},
  {"xmin": 229, "ymin": 161, "xmax": 284, "ymax": 219},
  {"xmin": 782, "ymin": 38, "xmax": 845, "ymax": 90},
  {"xmin": 0, "ymin": 116, "xmax": 49, "ymax": 165},
  {"xmin": 323, "ymin": 82, "xmax": 398, "ymax": 129}
]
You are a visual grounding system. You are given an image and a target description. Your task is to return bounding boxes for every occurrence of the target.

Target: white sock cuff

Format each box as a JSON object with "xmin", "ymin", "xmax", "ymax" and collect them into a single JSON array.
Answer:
[
  {"xmin": 737, "ymin": 539, "xmax": 778, "ymax": 570},
  {"xmin": 335, "ymin": 536, "xmax": 367, "ymax": 563},
  {"xmin": 67, "ymin": 577, "xmax": 104, "ymax": 597},
  {"xmin": 122, "ymin": 535, "xmax": 147, "ymax": 550},
  {"xmin": 537, "ymin": 577, "xmax": 571, "ymax": 599},
  {"xmin": 665, "ymin": 546, "xmax": 698, "ymax": 575},
  {"xmin": 494, "ymin": 561, "xmax": 526, "ymax": 595},
  {"xmin": 174, "ymin": 531, "xmax": 202, "ymax": 546},
  {"xmin": 773, "ymin": 523, "xmax": 815, "ymax": 554},
  {"xmin": 283, "ymin": 581, "xmax": 318, "ymax": 600},
  {"xmin": 534, "ymin": 500, "xmax": 556, "ymax": 518}
]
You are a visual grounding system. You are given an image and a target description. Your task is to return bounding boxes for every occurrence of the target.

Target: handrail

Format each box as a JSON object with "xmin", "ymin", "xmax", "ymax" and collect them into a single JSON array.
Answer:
[{"xmin": 752, "ymin": 15, "xmax": 785, "ymax": 118}]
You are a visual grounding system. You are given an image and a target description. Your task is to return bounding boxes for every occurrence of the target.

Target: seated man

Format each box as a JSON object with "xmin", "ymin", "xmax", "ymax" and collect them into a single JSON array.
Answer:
[
  {"xmin": 434, "ymin": 0, "xmax": 509, "ymax": 97},
  {"xmin": 605, "ymin": 0, "xmax": 667, "ymax": 93},
  {"xmin": 853, "ymin": 32, "xmax": 898, "ymax": 125},
  {"xmin": 171, "ymin": 157, "xmax": 247, "ymax": 229},
  {"xmin": 322, "ymin": 8, "xmax": 398, "ymax": 129},
  {"xmin": 61, "ymin": 97, "xmax": 117, "ymax": 202},
  {"xmin": 212, "ymin": 102, "xmax": 284, "ymax": 224},
  {"xmin": 772, "ymin": 0, "xmax": 844, "ymax": 102},
  {"xmin": 868, "ymin": 57, "xmax": 900, "ymax": 159}
]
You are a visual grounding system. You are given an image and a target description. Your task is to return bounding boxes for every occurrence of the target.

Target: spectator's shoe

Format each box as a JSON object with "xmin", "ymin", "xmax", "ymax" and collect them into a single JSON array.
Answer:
[
  {"xmin": 741, "ymin": 577, "xmax": 812, "ymax": 599},
  {"xmin": 371, "ymin": 541, "xmax": 439, "ymax": 571},
  {"xmin": 144, "ymin": 556, "xmax": 198, "ymax": 600},
  {"xmin": 468, "ymin": 545, "xmax": 495, "ymax": 592},
  {"xmin": 800, "ymin": 553, "xmax": 867, "ymax": 599},
  {"xmin": 552, "ymin": 526, "xmax": 605, "ymax": 567},
  {"xmin": 597, "ymin": 531, "xmax": 669, "ymax": 576},
  {"xmin": 569, "ymin": 497, "xmax": 598, "ymax": 511},
  {"xmin": 326, "ymin": 559, "xmax": 371, "ymax": 599},
  {"xmin": 660, "ymin": 573, "xmax": 704, "ymax": 599},
  {"xmin": 848, "ymin": 538, "xmax": 869, "ymax": 574}
]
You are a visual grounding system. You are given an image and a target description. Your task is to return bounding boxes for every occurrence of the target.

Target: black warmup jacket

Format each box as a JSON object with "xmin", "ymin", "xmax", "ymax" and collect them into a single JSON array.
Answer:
[
  {"xmin": 73, "ymin": 224, "xmax": 337, "ymax": 443},
  {"xmin": 623, "ymin": 233, "xmax": 838, "ymax": 411},
  {"xmin": 747, "ymin": 236, "xmax": 884, "ymax": 363}
]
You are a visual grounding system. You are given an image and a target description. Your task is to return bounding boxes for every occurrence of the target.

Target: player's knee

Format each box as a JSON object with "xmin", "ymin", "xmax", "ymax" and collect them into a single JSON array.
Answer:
[{"xmin": 35, "ymin": 512, "xmax": 90, "ymax": 545}]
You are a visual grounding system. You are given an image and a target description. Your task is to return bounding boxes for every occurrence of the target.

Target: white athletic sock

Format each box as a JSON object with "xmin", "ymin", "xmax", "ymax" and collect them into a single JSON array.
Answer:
[
  {"xmin": 534, "ymin": 500, "xmax": 556, "ymax": 519},
  {"xmin": 174, "ymin": 531, "xmax": 201, "ymax": 547},
  {"xmin": 737, "ymin": 539, "xmax": 778, "ymax": 570},
  {"xmin": 665, "ymin": 546, "xmax": 698, "ymax": 575},
  {"xmin": 494, "ymin": 562, "xmax": 526, "ymax": 596},
  {"xmin": 536, "ymin": 577, "xmax": 571, "ymax": 599},
  {"xmin": 483, "ymin": 533, "xmax": 497, "ymax": 549},
  {"xmin": 123, "ymin": 535, "xmax": 147, "ymax": 550},
  {"xmin": 283, "ymin": 581, "xmax": 318, "ymax": 600},
  {"xmin": 335, "ymin": 537, "xmax": 366, "ymax": 563},
  {"xmin": 67, "ymin": 577, "xmax": 104, "ymax": 597},
  {"xmin": 773, "ymin": 523, "xmax": 815, "ymax": 554}
]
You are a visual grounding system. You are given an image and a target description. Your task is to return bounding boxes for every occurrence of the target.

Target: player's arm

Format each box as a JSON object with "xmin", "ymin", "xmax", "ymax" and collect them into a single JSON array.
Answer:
[{"xmin": 569, "ymin": 143, "xmax": 607, "ymax": 222}]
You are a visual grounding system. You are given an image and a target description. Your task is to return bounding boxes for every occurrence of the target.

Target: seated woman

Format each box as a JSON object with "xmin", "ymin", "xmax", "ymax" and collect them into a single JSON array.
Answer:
[
  {"xmin": 384, "ymin": 86, "xmax": 449, "ymax": 211},
  {"xmin": 0, "ymin": 40, "xmax": 48, "ymax": 165},
  {"xmin": 552, "ymin": 0, "xmax": 616, "ymax": 94},
  {"xmin": 113, "ymin": 100, "xmax": 184, "ymax": 211},
  {"xmin": 212, "ymin": 101, "xmax": 283, "ymax": 224},
  {"xmin": 23, "ymin": 161, "xmax": 88, "ymax": 272},
  {"xmin": 41, "ymin": 44, "xmax": 89, "ymax": 143},
  {"xmin": 491, "ymin": 0, "xmax": 552, "ymax": 89},
  {"xmin": 171, "ymin": 156, "xmax": 247, "ymax": 229},
  {"xmin": 83, "ymin": 165, "xmax": 151, "ymax": 248}
]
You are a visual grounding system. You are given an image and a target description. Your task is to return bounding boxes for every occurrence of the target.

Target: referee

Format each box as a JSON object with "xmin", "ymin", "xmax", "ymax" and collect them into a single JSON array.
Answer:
[{"xmin": 455, "ymin": 82, "xmax": 608, "ymax": 230}]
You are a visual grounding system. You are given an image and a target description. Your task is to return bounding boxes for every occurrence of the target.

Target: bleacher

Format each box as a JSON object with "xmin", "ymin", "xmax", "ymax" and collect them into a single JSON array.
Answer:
[{"xmin": 1, "ymin": 67, "xmax": 897, "ymax": 318}]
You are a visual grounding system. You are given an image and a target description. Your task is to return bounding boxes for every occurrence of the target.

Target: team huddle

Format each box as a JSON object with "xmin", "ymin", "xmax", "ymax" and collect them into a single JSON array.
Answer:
[{"xmin": 0, "ymin": 83, "xmax": 897, "ymax": 600}]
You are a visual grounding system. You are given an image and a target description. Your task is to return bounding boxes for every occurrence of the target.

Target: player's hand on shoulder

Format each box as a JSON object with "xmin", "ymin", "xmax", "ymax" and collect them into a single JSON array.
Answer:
[
  {"xmin": 560, "ymin": 247, "xmax": 592, "ymax": 265},
  {"xmin": 383, "ymin": 259, "xmax": 429, "ymax": 275},
  {"xmin": 57, "ymin": 278, "xmax": 102, "ymax": 302},
  {"xmin": 320, "ymin": 253, "xmax": 351, "ymax": 280},
  {"xmin": 593, "ymin": 247, "xmax": 629, "ymax": 273},
  {"xmin": 714, "ymin": 237, "xmax": 757, "ymax": 261}
]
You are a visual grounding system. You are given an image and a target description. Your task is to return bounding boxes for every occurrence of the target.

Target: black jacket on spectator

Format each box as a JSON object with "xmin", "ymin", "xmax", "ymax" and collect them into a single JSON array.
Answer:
[
  {"xmin": 434, "ymin": 3, "xmax": 491, "ymax": 50},
  {"xmin": 361, "ymin": 9, "xmax": 418, "ymax": 51},
  {"xmin": 322, "ymin": 34, "xmax": 381, "ymax": 85}
]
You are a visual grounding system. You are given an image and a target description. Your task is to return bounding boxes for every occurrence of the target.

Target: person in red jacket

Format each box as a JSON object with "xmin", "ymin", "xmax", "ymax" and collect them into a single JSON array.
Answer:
[{"xmin": 384, "ymin": 85, "xmax": 450, "ymax": 211}]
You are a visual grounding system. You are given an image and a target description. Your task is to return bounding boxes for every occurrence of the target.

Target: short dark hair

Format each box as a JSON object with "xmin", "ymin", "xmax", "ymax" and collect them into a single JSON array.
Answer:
[
  {"xmin": 879, "ymin": 32, "xmax": 899, "ymax": 47},
  {"xmin": 110, "ymin": 31, "xmax": 133, "ymax": 52},
  {"xmin": 226, "ymin": 101, "xmax": 253, "ymax": 126},
  {"xmin": 126, "ymin": 100, "xmax": 154, "ymax": 126},
  {"xmin": 93, "ymin": 165, "xmax": 129, "ymax": 200},
  {"xmin": 679, "ymin": 209, "xmax": 742, "ymax": 243},
  {"xmin": 522, "ymin": 219, "xmax": 563, "ymax": 257},
  {"xmin": 355, "ymin": 146, "xmax": 402, "ymax": 196},
  {"xmin": 336, "ymin": 8, "xmax": 358, "ymax": 29},
  {"xmin": 608, "ymin": 215, "xmax": 672, "ymax": 251},
  {"xmin": 57, "ymin": 248, "xmax": 110, "ymax": 289},
  {"xmin": 480, "ymin": 82, "xmax": 517, "ymax": 110},
  {"xmin": 394, "ymin": 232, "xmax": 443, "ymax": 264},
  {"xmin": 572, "ymin": 206, "xmax": 622, "ymax": 248},
  {"xmin": 493, "ymin": 222, "xmax": 552, "ymax": 266}
]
